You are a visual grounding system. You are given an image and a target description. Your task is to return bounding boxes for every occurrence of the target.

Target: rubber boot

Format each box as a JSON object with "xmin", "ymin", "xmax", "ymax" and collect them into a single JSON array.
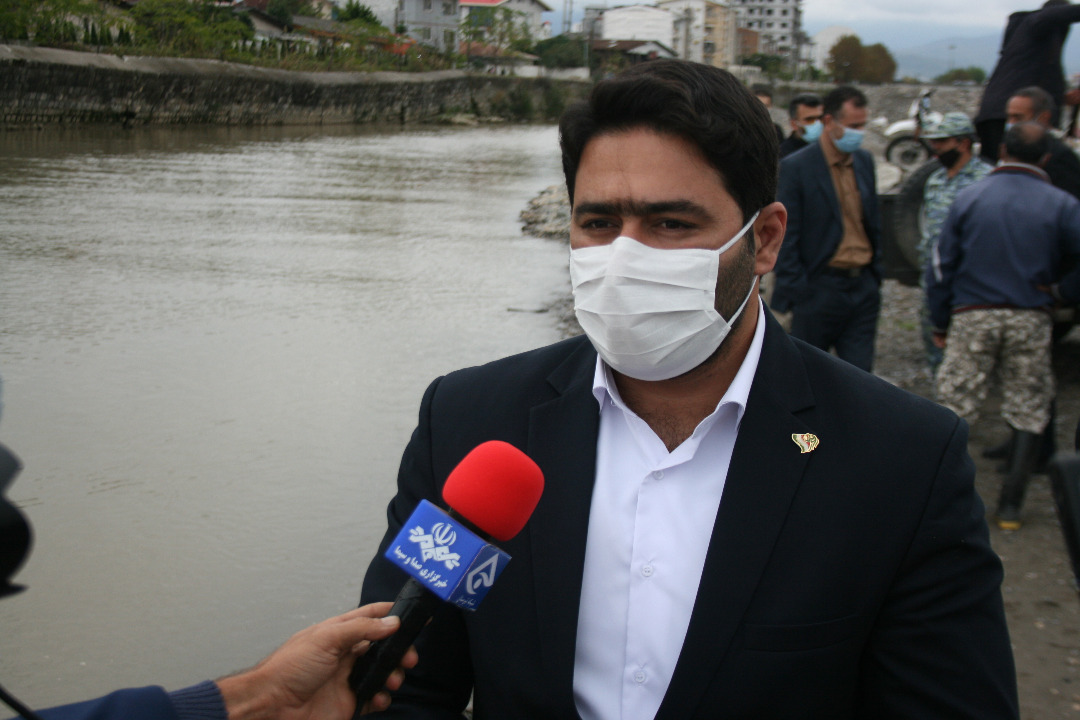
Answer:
[
  {"xmin": 995, "ymin": 430, "xmax": 1042, "ymax": 531},
  {"xmin": 1036, "ymin": 401, "xmax": 1057, "ymax": 474}
]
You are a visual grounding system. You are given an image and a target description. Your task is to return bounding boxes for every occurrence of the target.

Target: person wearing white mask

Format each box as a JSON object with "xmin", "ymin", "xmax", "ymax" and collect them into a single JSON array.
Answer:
[
  {"xmin": 772, "ymin": 85, "xmax": 882, "ymax": 373},
  {"xmin": 359, "ymin": 61, "xmax": 1017, "ymax": 719}
]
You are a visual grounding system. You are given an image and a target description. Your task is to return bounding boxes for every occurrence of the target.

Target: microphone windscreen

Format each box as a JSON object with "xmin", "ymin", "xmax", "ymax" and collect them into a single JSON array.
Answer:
[{"xmin": 442, "ymin": 441, "xmax": 544, "ymax": 542}]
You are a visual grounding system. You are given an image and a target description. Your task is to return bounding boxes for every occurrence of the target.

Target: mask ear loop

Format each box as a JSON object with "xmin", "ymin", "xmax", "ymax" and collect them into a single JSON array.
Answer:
[
  {"xmin": 715, "ymin": 210, "xmax": 762, "ymax": 324},
  {"xmin": 715, "ymin": 210, "xmax": 761, "ymax": 256}
]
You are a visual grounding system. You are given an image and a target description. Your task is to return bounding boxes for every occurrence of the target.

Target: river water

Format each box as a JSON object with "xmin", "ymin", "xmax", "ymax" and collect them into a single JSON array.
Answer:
[{"xmin": 0, "ymin": 123, "xmax": 569, "ymax": 708}]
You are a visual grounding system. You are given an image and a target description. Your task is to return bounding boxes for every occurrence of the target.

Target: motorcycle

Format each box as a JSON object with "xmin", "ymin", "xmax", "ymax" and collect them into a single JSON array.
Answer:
[{"xmin": 884, "ymin": 89, "xmax": 942, "ymax": 173}]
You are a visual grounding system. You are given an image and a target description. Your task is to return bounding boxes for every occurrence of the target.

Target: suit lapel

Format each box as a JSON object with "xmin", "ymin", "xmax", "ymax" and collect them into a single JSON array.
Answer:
[
  {"xmin": 811, "ymin": 144, "xmax": 842, "ymax": 226},
  {"xmin": 657, "ymin": 313, "xmax": 818, "ymax": 719},
  {"xmin": 526, "ymin": 338, "xmax": 600, "ymax": 712}
]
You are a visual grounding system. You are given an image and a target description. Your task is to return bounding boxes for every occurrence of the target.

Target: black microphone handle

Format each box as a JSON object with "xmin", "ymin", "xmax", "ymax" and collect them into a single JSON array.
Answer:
[{"xmin": 349, "ymin": 578, "xmax": 443, "ymax": 708}]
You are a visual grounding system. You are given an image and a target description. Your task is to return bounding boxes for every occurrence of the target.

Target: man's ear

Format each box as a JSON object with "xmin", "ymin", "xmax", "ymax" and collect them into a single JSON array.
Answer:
[{"xmin": 753, "ymin": 201, "xmax": 786, "ymax": 276}]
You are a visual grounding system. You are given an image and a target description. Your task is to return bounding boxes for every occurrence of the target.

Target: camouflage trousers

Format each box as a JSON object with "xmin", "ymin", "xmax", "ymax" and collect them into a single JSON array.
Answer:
[{"xmin": 935, "ymin": 308, "xmax": 1054, "ymax": 434}]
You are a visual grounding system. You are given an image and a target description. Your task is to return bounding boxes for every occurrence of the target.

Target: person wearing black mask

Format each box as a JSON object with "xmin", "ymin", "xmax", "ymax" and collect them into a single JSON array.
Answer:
[{"xmin": 919, "ymin": 112, "xmax": 992, "ymax": 373}]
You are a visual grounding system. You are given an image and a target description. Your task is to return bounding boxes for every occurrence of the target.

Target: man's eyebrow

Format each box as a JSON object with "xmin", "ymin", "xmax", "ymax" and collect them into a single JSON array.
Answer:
[{"xmin": 572, "ymin": 199, "xmax": 713, "ymax": 220}]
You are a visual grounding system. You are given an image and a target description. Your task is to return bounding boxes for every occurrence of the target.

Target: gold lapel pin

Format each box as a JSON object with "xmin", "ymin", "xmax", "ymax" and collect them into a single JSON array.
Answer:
[{"xmin": 791, "ymin": 433, "xmax": 819, "ymax": 454}]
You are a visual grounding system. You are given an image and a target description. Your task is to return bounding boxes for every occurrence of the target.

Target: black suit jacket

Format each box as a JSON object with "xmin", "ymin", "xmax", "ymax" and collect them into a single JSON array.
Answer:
[
  {"xmin": 772, "ymin": 142, "xmax": 881, "ymax": 313},
  {"xmin": 360, "ymin": 312, "xmax": 1017, "ymax": 719}
]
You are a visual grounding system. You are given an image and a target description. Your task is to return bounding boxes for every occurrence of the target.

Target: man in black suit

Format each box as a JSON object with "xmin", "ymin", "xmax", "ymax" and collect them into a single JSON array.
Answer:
[
  {"xmin": 975, "ymin": 0, "xmax": 1080, "ymax": 163},
  {"xmin": 772, "ymin": 86, "xmax": 882, "ymax": 372},
  {"xmin": 359, "ymin": 61, "xmax": 1017, "ymax": 719}
]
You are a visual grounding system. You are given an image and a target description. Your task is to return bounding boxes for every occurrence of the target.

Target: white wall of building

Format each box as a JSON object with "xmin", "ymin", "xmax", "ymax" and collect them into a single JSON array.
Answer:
[
  {"xmin": 656, "ymin": 0, "xmax": 706, "ymax": 64},
  {"xmin": 601, "ymin": 5, "xmax": 674, "ymax": 48},
  {"xmin": 811, "ymin": 24, "xmax": 855, "ymax": 71}
]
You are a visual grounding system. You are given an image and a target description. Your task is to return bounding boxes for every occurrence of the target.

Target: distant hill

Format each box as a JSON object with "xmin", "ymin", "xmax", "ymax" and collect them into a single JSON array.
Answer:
[{"xmin": 894, "ymin": 33, "xmax": 1080, "ymax": 82}]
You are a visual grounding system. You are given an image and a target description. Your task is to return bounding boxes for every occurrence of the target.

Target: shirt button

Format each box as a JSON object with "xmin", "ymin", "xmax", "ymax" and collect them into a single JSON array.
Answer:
[
  {"xmin": 634, "ymin": 670, "xmax": 646, "ymax": 684},
  {"xmin": 642, "ymin": 564, "xmax": 654, "ymax": 577},
  {"xmin": 653, "ymin": 470, "xmax": 664, "ymax": 480}
]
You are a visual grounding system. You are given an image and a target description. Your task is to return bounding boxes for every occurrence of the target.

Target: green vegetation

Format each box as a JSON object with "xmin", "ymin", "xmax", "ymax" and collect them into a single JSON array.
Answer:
[
  {"xmin": 460, "ymin": 5, "xmax": 533, "ymax": 68},
  {"xmin": 0, "ymin": 0, "xmax": 456, "ymax": 71},
  {"xmin": 130, "ymin": 0, "xmax": 253, "ymax": 55},
  {"xmin": 534, "ymin": 35, "xmax": 585, "ymax": 69},
  {"xmin": 740, "ymin": 52, "xmax": 785, "ymax": 80},
  {"xmin": 827, "ymin": 34, "xmax": 897, "ymax": 84},
  {"xmin": 933, "ymin": 66, "xmax": 986, "ymax": 85}
]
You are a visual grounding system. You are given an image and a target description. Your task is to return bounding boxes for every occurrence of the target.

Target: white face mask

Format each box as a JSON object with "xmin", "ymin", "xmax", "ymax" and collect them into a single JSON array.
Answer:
[{"xmin": 569, "ymin": 211, "xmax": 760, "ymax": 381}]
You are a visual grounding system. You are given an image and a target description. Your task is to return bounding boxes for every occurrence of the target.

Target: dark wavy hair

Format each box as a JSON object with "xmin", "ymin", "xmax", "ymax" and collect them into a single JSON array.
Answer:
[{"xmin": 558, "ymin": 60, "xmax": 778, "ymax": 224}]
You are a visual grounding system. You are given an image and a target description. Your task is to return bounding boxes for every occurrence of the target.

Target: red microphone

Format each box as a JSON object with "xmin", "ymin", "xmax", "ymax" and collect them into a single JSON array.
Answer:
[{"xmin": 349, "ymin": 441, "xmax": 543, "ymax": 706}]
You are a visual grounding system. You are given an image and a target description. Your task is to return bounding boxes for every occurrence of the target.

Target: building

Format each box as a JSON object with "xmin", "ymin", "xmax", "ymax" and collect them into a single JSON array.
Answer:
[
  {"xmin": 701, "ymin": 0, "xmax": 737, "ymax": 68},
  {"xmin": 728, "ymin": 0, "xmax": 800, "ymax": 58},
  {"xmin": 581, "ymin": 0, "xmax": 736, "ymax": 68},
  {"xmin": 599, "ymin": 5, "xmax": 674, "ymax": 49},
  {"xmin": 652, "ymin": 0, "xmax": 736, "ymax": 68},
  {"xmin": 460, "ymin": 0, "xmax": 553, "ymax": 46}
]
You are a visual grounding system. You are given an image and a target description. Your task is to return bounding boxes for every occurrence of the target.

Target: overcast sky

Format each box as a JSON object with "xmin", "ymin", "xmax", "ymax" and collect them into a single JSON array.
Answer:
[{"xmin": 801, "ymin": 0, "xmax": 1048, "ymax": 49}]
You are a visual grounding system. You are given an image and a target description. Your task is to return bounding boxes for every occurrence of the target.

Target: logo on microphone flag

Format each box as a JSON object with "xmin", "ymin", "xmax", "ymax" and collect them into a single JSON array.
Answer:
[{"xmin": 385, "ymin": 499, "xmax": 511, "ymax": 610}]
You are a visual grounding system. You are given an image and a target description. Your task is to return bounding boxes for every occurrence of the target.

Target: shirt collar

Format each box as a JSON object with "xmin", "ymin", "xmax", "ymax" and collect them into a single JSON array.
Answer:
[
  {"xmin": 993, "ymin": 161, "xmax": 1051, "ymax": 182},
  {"xmin": 590, "ymin": 298, "xmax": 766, "ymax": 432},
  {"xmin": 820, "ymin": 132, "xmax": 852, "ymax": 167}
]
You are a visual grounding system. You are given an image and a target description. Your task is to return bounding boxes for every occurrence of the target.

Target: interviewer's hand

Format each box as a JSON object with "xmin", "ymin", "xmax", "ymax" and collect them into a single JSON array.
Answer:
[{"xmin": 215, "ymin": 603, "xmax": 418, "ymax": 720}]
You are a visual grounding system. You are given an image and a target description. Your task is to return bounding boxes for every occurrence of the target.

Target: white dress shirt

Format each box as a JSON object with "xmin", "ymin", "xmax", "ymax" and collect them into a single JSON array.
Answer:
[{"xmin": 573, "ymin": 300, "xmax": 766, "ymax": 720}]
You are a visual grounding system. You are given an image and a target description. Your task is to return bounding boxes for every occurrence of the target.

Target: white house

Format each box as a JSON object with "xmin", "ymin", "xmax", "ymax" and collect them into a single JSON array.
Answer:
[
  {"xmin": 459, "ymin": 0, "xmax": 553, "ymax": 46},
  {"xmin": 600, "ymin": 5, "xmax": 674, "ymax": 50}
]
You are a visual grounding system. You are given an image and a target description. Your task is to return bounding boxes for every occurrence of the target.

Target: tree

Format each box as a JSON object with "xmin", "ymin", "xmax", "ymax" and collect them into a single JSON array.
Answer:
[
  {"xmin": 740, "ymin": 52, "xmax": 785, "ymax": 79},
  {"xmin": 339, "ymin": 0, "xmax": 380, "ymax": 26},
  {"xmin": 131, "ymin": 0, "xmax": 252, "ymax": 54},
  {"xmin": 934, "ymin": 66, "xmax": 987, "ymax": 84},
  {"xmin": 827, "ymin": 35, "xmax": 862, "ymax": 83},
  {"xmin": 861, "ymin": 43, "xmax": 896, "ymax": 84},
  {"xmin": 460, "ymin": 7, "xmax": 531, "ymax": 60},
  {"xmin": 826, "ymin": 34, "xmax": 896, "ymax": 84},
  {"xmin": 534, "ymin": 35, "xmax": 585, "ymax": 68},
  {"xmin": 266, "ymin": 0, "xmax": 319, "ymax": 29}
]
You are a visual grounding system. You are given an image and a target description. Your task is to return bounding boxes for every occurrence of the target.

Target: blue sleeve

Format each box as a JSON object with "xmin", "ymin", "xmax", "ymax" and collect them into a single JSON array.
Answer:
[
  {"xmin": 167, "ymin": 682, "xmax": 226, "ymax": 720},
  {"xmin": 9, "ymin": 682, "xmax": 226, "ymax": 720},
  {"xmin": 13, "ymin": 687, "xmax": 180, "ymax": 720},
  {"xmin": 1057, "ymin": 199, "xmax": 1080, "ymax": 304}
]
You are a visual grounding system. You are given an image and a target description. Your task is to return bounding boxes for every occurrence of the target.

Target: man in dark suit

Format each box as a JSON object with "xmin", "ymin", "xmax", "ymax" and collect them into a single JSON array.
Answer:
[
  {"xmin": 359, "ymin": 61, "xmax": 1017, "ymax": 719},
  {"xmin": 772, "ymin": 86, "xmax": 881, "ymax": 372},
  {"xmin": 974, "ymin": 0, "xmax": 1080, "ymax": 163}
]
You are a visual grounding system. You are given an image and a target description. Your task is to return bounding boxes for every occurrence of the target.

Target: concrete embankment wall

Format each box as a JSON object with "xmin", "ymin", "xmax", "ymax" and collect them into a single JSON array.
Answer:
[{"xmin": 0, "ymin": 44, "xmax": 590, "ymax": 127}]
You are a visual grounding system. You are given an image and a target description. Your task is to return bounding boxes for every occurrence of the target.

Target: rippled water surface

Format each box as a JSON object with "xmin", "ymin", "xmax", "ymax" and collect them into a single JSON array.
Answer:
[{"xmin": 0, "ymin": 124, "xmax": 568, "ymax": 707}]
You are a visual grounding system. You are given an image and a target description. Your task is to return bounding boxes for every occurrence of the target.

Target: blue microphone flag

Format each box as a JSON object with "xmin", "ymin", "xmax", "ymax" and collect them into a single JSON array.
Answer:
[{"xmin": 383, "ymin": 499, "xmax": 511, "ymax": 611}]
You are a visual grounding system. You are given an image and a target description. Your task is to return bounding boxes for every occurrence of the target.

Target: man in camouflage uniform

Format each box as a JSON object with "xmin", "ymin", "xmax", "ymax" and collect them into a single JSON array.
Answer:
[
  {"xmin": 927, "ymin": 122, "xmax": 1080, "ymax": 530},
  {"xmin": 919, "ymin": 112, "xmax": 992, "ymax": 371}
]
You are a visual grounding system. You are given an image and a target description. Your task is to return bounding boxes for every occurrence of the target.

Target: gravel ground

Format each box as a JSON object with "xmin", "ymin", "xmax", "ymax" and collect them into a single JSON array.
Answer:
[{"xmin": 522, "ymin": 183, "xmax": 1080, "ymax": 718}]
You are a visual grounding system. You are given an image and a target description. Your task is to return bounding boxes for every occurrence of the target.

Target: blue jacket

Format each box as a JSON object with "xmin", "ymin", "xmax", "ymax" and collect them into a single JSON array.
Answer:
[
  {"xmin": 925, "ymin": 164, "xmax": 1080, "ymax": 330},
  {"xmin": 773, "ymin": 142, "xmax": 881, "ymax": 312},
  {"xmin": 7, "ymin": 682, "xmax": 224, "ymax": 720}
]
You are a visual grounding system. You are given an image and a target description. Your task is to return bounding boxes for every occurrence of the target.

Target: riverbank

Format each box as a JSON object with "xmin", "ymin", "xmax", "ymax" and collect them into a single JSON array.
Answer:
[{"xmin": 0, "ymin": 44, "xmax": 588, "ymax": 127}]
